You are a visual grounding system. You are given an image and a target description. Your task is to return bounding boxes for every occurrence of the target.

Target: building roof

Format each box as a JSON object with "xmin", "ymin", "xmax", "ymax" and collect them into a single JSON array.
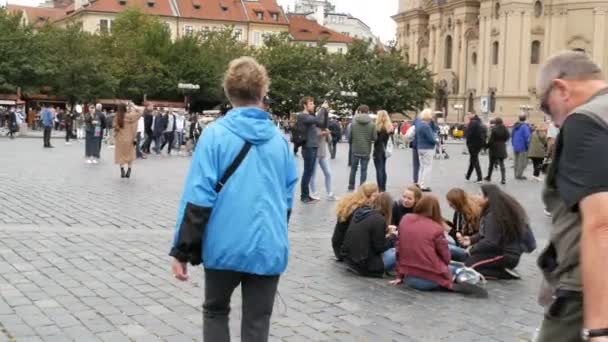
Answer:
[
  {"xmin": 69, "ymin": 0, "xmax": 176, "ymax": 17},
  {"xmin": 243, "ymin": 0, "xmax": 288, "ymax": 25},
  {"xmin": 6, "ymin": 4, "xmax": 66, "ymax": 27},
  {"xmin": 176, "ymin": 0, "xmax": 248, "ymax": 22},
  {"xmin": 287, "ymin": 14, "xmax": 353, "ymax": 43}
]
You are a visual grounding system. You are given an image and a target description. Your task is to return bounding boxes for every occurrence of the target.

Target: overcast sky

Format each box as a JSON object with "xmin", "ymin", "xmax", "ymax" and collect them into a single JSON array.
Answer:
[
  {"xmin": 2, "ymin": 0, "xmax": 398, "ymax": 42},
  {"xmin": 279, "ymin": 0, "xmax": 397, "ymax": 43}
]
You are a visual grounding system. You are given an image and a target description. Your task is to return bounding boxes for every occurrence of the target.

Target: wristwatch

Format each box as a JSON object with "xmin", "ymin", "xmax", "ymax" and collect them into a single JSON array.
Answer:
[{"xmin": 582, "ymin": 328, "xmax": 608, "ymax": 341}]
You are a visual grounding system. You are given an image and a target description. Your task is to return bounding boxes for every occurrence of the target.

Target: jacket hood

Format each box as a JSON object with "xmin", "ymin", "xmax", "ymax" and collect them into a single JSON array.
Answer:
[
  {"xmin": 353, "ymin": 206, "xmax": 375, "ymax": 223},
  {"xmin": 354, "ymin": 114, "xmax": 372, "ymax": 124},
  {"xmin": 513, "ymin": 121, "xmax": 526, "ymax": 130},
  {"xmin": 218, "ymin": 106, "xmax": 276, "ymax": 145}
]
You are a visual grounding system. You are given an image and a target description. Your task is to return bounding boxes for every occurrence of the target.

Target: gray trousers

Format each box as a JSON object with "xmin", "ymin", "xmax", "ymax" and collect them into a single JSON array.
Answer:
[
  {"xmin": 514, "ymin": 151, "xmax": 528, "ymax": 178},
  {"xmin": 203, "ymin": 269, "xmax": 279, "ymax": 342},
  {"xmin": 537, "ymin": 297, "xmax": 583, "ymax": 342}
]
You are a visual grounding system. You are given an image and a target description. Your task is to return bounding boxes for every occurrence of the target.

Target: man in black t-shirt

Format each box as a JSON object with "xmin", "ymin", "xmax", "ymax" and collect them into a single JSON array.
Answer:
[{"xmin": 536, "ymin": 51, "xmax": 608, "ymax": 342}]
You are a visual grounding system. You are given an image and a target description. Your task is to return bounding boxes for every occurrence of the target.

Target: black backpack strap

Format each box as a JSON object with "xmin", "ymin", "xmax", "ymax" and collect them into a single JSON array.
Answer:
[{"xmin": 215, "ymin": 142, "xmax": 252, "ymax": 193}]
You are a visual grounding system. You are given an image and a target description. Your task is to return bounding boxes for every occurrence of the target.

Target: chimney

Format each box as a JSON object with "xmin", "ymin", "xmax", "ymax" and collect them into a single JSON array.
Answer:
[{"xmin": 315, "ymin": 4, "xmax": 324, "ymax": 25}]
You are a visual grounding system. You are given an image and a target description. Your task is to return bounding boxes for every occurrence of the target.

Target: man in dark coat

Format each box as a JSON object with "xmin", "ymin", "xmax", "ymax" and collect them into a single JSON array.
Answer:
[
  {"xmin": 152, "ymin": 110, "xmax": 166, "ymax": 154},
  {"xmin": 142, "ymin": 105, "xmax": 154, "ymax": 154},
  {"xmin": 465, "ymin": 112, "xmax": 486, "ymax": 182},
  {"xmin": 485, "ymin": 117, "xmax": 511, "ymax": 184}
]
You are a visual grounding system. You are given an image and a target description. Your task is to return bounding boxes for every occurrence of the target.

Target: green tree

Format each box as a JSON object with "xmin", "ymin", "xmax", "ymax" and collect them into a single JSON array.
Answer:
[
  {"xmin": 0, "ymin": 8, "xmax": 38, "ymax": 93},
  {"xmin": 35, "ymin": 23, "xmax": 117, "ymax": 106}
]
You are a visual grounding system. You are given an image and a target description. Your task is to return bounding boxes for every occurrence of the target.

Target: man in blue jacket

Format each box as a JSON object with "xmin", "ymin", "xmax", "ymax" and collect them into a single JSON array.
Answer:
[
  {"xmin": 41, "ymin": 105, "xmax": 54, "ymax": 148},
  {"xmin": 170, "ymin": 57, "xmax": 298, "ymax": 342},
  {"xmin": 512, "ymin": 114, "xmax": 532, "ymax": 180}
]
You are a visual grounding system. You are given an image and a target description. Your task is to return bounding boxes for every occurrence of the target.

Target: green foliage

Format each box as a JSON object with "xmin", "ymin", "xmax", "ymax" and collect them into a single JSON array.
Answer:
[{"xmin": 0, "ymin": 8, "xmax": 432, "ymax": 113}]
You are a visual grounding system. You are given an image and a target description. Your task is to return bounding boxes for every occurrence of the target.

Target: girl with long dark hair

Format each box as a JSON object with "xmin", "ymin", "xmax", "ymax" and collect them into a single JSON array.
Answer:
[
  {"xmin": 113, "ymin": 103, "xmax": 142, "ymax": 178},
  {"xmin": 458, "ymin": 184, "xmax": 536, "ymax": 279}
]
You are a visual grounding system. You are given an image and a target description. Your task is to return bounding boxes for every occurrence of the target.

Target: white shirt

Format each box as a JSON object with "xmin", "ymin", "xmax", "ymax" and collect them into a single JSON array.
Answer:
[
  {"xmin": 137, "ymin": 116, "xmax": 144, "ymax": 133},
  {"xmin": 547, "ymin": 122, "xmax": 559, "ymax": 139},
  {"xmin": 175, "ymin": 115, "xmax": 185, "ymax": 132}
]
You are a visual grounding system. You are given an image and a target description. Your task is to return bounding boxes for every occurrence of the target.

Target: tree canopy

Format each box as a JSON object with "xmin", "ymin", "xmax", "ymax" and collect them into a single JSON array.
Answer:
[{"xmin": 0, "ymin": 8, "xmax": 433, "ymax": 114}]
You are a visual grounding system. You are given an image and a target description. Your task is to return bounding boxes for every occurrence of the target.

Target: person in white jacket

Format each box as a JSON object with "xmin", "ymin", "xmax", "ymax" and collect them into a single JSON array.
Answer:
[
  {"xmin": 174, "ymin": 113, "xmax": 186, "ymax": 155},
  {"xmin": 136, "ymin": 115, "xmax": 145, "ymax": 159}
]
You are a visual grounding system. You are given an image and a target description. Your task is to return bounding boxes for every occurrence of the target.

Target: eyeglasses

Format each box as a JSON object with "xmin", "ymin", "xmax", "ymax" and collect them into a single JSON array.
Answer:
[{"xmin": 539, "ymin": 72, "xmax": 567, "ymax": 116}]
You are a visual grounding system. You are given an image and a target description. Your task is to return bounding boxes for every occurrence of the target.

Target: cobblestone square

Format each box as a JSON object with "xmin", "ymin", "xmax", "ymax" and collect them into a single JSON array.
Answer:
[{"xmin": 0, "ymin": 137, "xmax": 550, "ymax": 341}]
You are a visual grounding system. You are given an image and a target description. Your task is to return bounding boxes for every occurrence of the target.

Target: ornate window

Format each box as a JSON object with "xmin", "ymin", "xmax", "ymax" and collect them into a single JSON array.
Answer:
[
  {"xmin": 534, "ymin": 1, "xmax": 543, "ymax": 17},
  {"xmin": 492, "ymin": 41, "xmax": 499, "ymax": 65},
  {"xmin": 531, "ymin": 40, "xmax": 541, "ymax": 64},
  {"xmin": 445, "ymin": 35, "xmax": 453, "ymax": 69}
]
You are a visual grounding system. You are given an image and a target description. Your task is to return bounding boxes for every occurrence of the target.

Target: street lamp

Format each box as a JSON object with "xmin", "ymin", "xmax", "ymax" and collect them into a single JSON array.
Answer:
[
  {"xmin": 454, "ymin": 104, "xmax": 464, "ymax": 123},
  {"xmin": 519, "ymin": 104, "xmax": 533, "ymax": 119},
  {"xmin": 178, "ymin": 83, "xmax": 200, "ymax": 111}
]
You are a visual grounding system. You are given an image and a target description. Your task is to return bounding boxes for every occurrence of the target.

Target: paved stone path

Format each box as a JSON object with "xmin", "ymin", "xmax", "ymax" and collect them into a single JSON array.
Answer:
[{"xmin": 0, "ymin": 137, "xmax": 550, "ymax": 341}]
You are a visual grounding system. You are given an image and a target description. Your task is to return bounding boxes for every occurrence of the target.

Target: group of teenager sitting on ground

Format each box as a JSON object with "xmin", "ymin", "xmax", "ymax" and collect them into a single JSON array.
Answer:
[{"xmin": 331, "ymin": 183, "xmax": 537, "ymax": 297}]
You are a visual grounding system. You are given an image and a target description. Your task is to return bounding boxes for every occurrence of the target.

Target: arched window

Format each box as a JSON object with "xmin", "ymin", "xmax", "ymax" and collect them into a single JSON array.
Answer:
[
  {"xmin": 445, "ymin": 35, "xmax": 453, "ymax": 69},
  {"xmin": 492, "ymin": 41, "xmax": 499, "ymax": 65},
  {"xmin": 494, "ymin": 2, "xmax": 500, "ymax": 19},
  {"xmin": 531, "ymin": 40, "xmax": 541, "ymax": 64},
  {"xmin": 405, "ymin": 53, "xmax": 410, "ymax": 64},
  {"xmin": 467, "ymin": 93, "xmax": 474, "ymax": 114},
  {"xmin": 534, "ymin": 1, "xmax": 543, "ymax": 17},
  {"xmin": 489, "ymin": 91, "xmax": 496, "ymax": 113},
  {"xmin": 472, "ymin": 52, "xmax": 477, "ymax": 65}
]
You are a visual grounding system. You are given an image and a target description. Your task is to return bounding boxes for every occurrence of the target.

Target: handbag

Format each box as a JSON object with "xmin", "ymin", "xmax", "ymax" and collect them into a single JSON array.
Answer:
[{"xmin": 385, "ymin": 138, "xmax": 394, "ymax": 158}]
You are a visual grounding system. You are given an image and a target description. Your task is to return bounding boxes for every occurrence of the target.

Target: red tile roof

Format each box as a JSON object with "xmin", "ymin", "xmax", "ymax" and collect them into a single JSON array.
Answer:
[
  {"xmin": 77, "ymin": 0, "xmax": 175, "ymax": 17},
  {"xmin": 288, "ymin": 15, "xmax": 353, "ymax": 44},
  {"xmin": 176, "ymin": 0, "xmax": 248, "ymax": 22},
  {"xmin": 243, "ymin": 0, "xmax": 288, "ymax": 25},
  {"xmin": 6, "ymin": 4, "xmax": 66, "ymax": 27}
]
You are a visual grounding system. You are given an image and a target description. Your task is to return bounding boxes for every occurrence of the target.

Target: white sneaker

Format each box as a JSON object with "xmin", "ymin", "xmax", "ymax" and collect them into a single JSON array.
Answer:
[
  {"xmin": 533, "ymin": 176, "xmax": 543, "ymax": 182},
  {"xmin": 327, "ymin": 194, "xmax": 338, "ymax": 201},
  {"xmin": 86, "ymin": 159, "xmax": 92, "ymax": 164},
  {"xmin": 309, "ymin": 193, "xmax": 320, "ymax": 201},
  {"xmin": 544, "ymin": 209, "xmax": 552, "ymax": 217},
  {"xmin": 65, "ymin": 142, "xmax": 72, "ymax": 145},
  {"xmin": 92, "ymin": 159, "xmax": 99, "ymax": 164}
]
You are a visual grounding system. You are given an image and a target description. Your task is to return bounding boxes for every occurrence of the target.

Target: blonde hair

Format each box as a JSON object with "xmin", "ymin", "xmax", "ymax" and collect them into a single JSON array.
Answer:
[
  {"xmin": 375, "ymin": 110, "xmax": 393, "ymax": 132},
  {"xmin": 419, "ymin": 108, "xmax": 433, "ymax": 122},
  {"xmin": 223, "ymin": 57, "xmax": 270, "ymax": 106},
  {"xmin": 336, "ymin": 183, "xmax": 379, "ymax": 222}
]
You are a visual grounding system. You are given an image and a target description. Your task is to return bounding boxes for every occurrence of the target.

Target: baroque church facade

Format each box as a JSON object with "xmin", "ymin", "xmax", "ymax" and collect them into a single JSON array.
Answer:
[{"xmin": 393, "ymin": 0, "xmax": 608, "ymax": 122}]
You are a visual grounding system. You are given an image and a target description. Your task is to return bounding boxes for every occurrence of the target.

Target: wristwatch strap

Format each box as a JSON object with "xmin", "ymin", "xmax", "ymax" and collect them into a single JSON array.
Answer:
[{"xmin": 582, "ymin": 328, "xmax": 608, "ymax": 341}]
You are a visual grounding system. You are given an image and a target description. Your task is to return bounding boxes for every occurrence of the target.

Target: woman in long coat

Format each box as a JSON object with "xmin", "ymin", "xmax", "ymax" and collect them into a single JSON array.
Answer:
[
  {"xmin": 113, "ymin": 103, "xmax": 142, "ymax": 178},
  {"xmin": 484, "ymin": 117, "xmax": 510, "ymax": 185},
  {"xmin": 84, "ymin": 105, "xmax": 103, "ymax": 164}
]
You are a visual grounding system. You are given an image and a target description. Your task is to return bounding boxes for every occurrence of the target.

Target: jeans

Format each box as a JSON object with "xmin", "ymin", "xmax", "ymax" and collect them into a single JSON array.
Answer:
[
  {"xmin": 203, "ymin": 269, "xmax": 279, "ymax": 342},
  {"xmin": 348, "ymin": 155, "xmax": 370, "ymax": 190},
  {"xmin": 487, "ymin": 157, "xmax": 506, "ymax": 182},
  {"xmin": 466, "ymin": 147, "xmax": 482, "ymax": 181},
  {"xmin": 310, "ymin": 156, "xmax": 332, "ymax": 195},
  {"xmin": 347, "ymin": 143, "xmax": 352, "ymax": 166},
  {"xmin": 417, "ymin": 149, "xmax": 434, "ymax": 188},
  {"xmin": 142, "ymin": 131, "xmax": 153, "ymax": 153},
  {"xmin": 404, "ymin": 265, "xmax": 460, "ymax": 291},
  {"xmin": 153, "ymin": 135, "xmax": 163, "ymax": 154},
  {"xmin": 300, "ymin": 147, "xmax": 317, "ymax": 200},
  {"xmin": 514, "ymin": 151, "xmax": 528, "ymax": 178},
  {"xmin": 43, "ymin": 126, "xmax": 52, "ymax": 147},
  {"xmin": 175, "ymin": 131, "xmax": 184, "ymax": 152},
  {"xmin": 374, "ymin": 155, "xmax": 387, "ymax": 191},
  {"xmin": 330, "ymin": 140, "xmax": 338, "ymax": 159},
  {"xmin": 531, "ymin": 157, "xmax": 544, "ymax": 177},
  {"xmin": 412, "ymin": 147, "xmax": 420, "ymax": 183},
  {"xmin": 161, "ymin": 132, "xmax": 175, "ymax": 154},
  {"xmin": 449, "ymin": 244, "xmax": 468, "ymax": 262},
  {"xmin": 383, "ymin": 248, "xmax": 396, "ymax": 271}
]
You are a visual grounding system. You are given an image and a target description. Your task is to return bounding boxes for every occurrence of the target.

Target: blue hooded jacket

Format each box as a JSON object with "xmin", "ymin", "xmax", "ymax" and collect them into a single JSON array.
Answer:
[
  {"xmin": 416, "ymin": 121, "xmax": 437, "ymax": 150},
  {"xmin": 41, "ymin": 108, "xmax": 53, "ymax": 128},
  {"xmin": 511, "ymin": 121, "xmax": 531, "ymax": 153},
  {"xmin": 171, "ymin": 107, "xmax": 298, "ymax": 275}
]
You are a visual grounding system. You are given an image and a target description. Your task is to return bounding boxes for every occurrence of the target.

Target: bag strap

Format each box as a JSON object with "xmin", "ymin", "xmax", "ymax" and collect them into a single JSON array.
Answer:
[{"xmin": 215, "ymin": 142, "xmax": 252, "ymax": 193}]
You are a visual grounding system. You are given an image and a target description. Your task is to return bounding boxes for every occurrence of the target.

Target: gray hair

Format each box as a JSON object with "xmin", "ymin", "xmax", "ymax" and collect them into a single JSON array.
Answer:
[
  {"xmin": 537, "ymin": 51, "xmax": 603, "ymax": 97},
  {"xmin": 419, "ymin": 108, "xmax": 433, "ymax": 121},
  {"xmin": 95, "ymin": 103, "xmax": 102, "ymax": 111}
]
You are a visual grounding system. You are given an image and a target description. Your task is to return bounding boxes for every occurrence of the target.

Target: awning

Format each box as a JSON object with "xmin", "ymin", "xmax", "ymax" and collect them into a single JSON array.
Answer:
[{"xmin": 0, "ymin": 100, "xmax": 16, "ymax": 105}]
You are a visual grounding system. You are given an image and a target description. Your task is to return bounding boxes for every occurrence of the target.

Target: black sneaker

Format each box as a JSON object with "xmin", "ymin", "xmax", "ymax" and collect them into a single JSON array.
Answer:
[{"xmin": 452, "ymin": 283, "xmax": 489, "ymax": 298}]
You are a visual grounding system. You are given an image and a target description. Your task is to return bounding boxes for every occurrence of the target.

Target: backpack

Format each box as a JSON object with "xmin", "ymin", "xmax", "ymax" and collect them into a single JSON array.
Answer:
[{"xmin": 291, "ymin": 117, "xmax": 307, "ymax": 145}]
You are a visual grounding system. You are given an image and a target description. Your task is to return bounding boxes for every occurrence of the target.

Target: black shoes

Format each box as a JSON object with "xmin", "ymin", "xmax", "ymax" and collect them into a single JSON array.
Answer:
[
  {"xmin": 125, "ymin": 168, "xmax": 131, "ymax": 178},
  {"xmin": 120, "ymin": 167, "xmax": 126, "ymax": 178}
]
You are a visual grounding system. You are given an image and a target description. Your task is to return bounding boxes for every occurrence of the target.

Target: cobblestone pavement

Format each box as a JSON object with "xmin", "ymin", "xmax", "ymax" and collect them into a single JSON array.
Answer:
[{"xmin": 0, "ymin": 137, "xmax": 551, "ymax": 342}]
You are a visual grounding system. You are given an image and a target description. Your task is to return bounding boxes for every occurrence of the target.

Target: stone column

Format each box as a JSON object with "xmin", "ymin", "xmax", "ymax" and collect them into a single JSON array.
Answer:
[
  {"xmin": 452, "ymin": 21, "xmax": 461, "ymax": 72},
  {"xmin": 497, "ymin": 10, "xmax": 508, "ymax": 93},
  {"xmin": 432, "ymin": 25, "xmax": 440, "ymax": 74},
  {"xmin": 543, "ymin": 8, "xmax": 552, "ymax": 58},
  {"xmin": 428, "ymin": 25, "xmax": 435, "ymax": 68},
  {"xmin": 519, "ymin": 11, "xmax": 532, "ymax": 94},
  {"xmin": 412, "ymin": 29, "xmax": 419, "ymax": 65},
  {"xmin": 476, "ymin": 16, "xmax": 487, "ymax": 93},
  {"xmin": 409, "ymin": 25, "xmax": 415, "ymax": 64},
  {"xmin": 593, "ymin": 8, "xmax": 606, "ymax": 65},
  {"xmin": 458, "ymin": 21, "xmax": 467, "ymax": 95}
]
